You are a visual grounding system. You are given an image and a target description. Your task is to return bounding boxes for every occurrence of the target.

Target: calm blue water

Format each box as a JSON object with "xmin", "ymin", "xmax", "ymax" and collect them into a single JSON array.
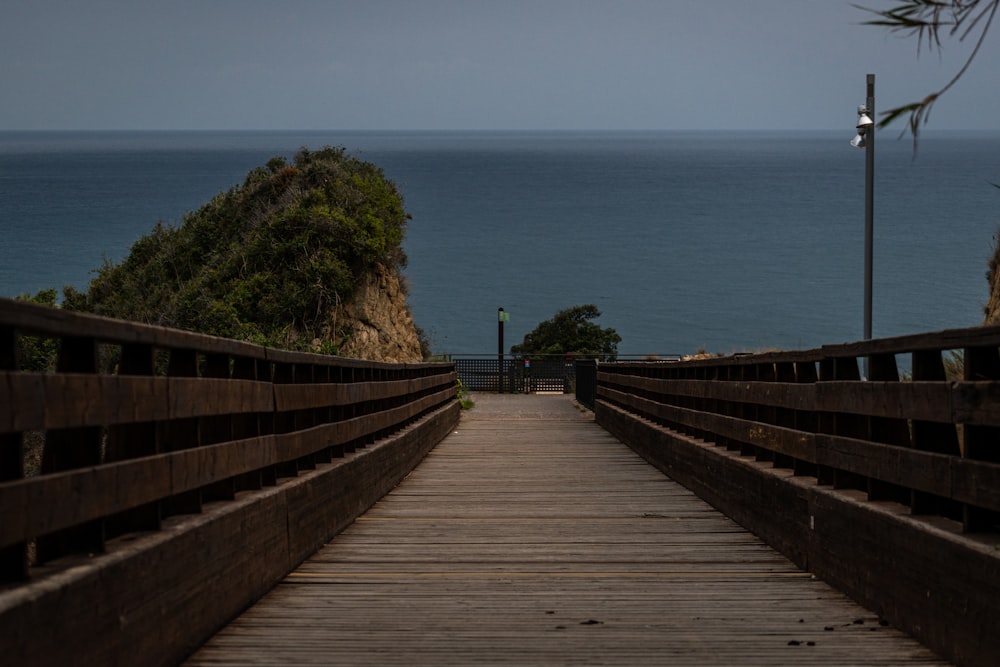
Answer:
[{"xmin": 1, "ymin": 130, "xmax": 998, "ymax": 356}]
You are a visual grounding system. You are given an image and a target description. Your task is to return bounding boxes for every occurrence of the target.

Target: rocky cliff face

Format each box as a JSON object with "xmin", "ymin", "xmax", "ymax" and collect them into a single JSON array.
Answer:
[
  {"xmin": 985, "ymin": 235, "xmax": 1000, "ymax": 326},
  {"xmin": 327, "ymin": 264, "xmax": 424, "ymax": 363}
]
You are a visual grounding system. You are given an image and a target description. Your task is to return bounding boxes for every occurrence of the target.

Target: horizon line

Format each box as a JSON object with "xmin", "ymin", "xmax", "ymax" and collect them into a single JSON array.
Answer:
[{"xmin": 3, "ymin": 127, "xmax": 1000, "ymax": 134}]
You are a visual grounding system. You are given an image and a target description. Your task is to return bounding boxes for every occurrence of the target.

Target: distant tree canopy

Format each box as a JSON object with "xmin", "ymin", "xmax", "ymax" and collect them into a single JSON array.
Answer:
[
  {"xmin": 510, "ymin": 304, "xmax": 620, "ymax": 361},
  {"xmin": 62, "ymin": 146, "xmax": 409, "ymax": 351}
]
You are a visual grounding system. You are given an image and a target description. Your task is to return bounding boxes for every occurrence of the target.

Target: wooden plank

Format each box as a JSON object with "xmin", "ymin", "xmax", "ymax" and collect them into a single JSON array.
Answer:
[
  {"xmin": 1, "ymin": 373, "xmax": 275, "ymax": 432},
  {"xmin": 822, "ymin": 324, "xmax": 1000, "ymax": 357},
  {"xmin": 598, "ymin": 397, "xmax": 999, "ymax": 667},
  {"xmin": 0, "ymin": 436, "xmax": 283, "ymax": 548},
  {"xmin": 0, "ymin": 323, "xmax": 27, "ymax": 580},
  {"xmin": 274, "ymin": 381, "xmax": 373, "ymax": 411},
  {"xmin": 600, "ymin": 386, "xmax": 818, "ymax": 464},
  {"xmin": 273, "ymin": 374, "xmax": 455, "ymax": 412},
  {"xmin": 272, "ymin": 386, "xmax": 456, "ymax": 462},
  {"xmin": 185, "ymin": 395, "xmax": 946, "ymax": 667},
  {"xmin": 0, "ymin": 297, "xmax": 268, "ymax": 358},
  {"xmin": 953, "ymin": 381, "xmax": 1000, "ymax": 426},
  {"xmin": 815, "ymin": 434, "xmax": 953, "ymax": 501},
  {"xmin": 0, "ymin": 400, "xmax": 460, "ymax": 667},
  {"xmin": 598, "ymin": 372, "xmax": 970, "ymax": 425}
]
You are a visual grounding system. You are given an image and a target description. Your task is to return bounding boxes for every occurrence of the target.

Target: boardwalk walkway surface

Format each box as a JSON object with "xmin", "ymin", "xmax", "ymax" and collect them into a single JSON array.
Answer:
[{"xmin": 184, "ymin": 394, "xmax": 947, "ymax": 666}]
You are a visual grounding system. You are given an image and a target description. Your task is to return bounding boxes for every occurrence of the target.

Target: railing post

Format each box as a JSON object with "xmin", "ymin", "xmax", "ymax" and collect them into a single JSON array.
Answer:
[
  {"xmin": 233, "ymin": 355, "xmax": 265, "ymax": 491},
  {"xmin": 37, "ymin": 336, "xmax": 106, "ymax": 563},
  {"xmin": 962, "ymin": 346, "xmax": 1000, "ymax": 532},
  {"xmin": 106, "ymin": 342, "xmax": 162, "ymax": 537},
  {"xmin": 865, "ymin": 353, "xmax": 910, "ymax": 504},
  {"xmin": 161, "ymin": 348, "xmax": 203, "ymax": 517},
  {"xmin": 0, "ymin": 324, "xmax": 28, "ymax": 581},
  {"xmin": 201, "ymin": 352, "xmax": 237, "ymax": 501},
  {"xmin": 575, "ymin": 359, "xmax": 597, "ymax": 409}
]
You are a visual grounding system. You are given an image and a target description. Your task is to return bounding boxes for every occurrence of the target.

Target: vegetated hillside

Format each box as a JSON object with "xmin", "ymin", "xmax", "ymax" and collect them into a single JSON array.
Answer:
[{"xmin": 64, "ymin": 146, "xmax": 425, "ymax": 361}]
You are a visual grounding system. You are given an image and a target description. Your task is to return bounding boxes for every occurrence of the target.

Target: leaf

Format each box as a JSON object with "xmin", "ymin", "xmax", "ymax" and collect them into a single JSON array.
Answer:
[{"xmin": 877, "ymin": 102, "xmax": 924, "ymax": 129}]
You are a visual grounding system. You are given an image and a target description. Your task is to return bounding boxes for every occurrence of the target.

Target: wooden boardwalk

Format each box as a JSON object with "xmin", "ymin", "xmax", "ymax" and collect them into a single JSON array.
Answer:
[{"xmin": 184, "ymin": 395, "xmax": 947, "ymax": 666}]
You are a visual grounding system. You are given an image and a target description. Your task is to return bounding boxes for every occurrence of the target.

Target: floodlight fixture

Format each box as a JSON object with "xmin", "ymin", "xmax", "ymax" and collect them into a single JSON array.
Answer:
[
  {"xmin": 856, "ymin": 105, "xmax": 874, "ymax": 130},
  {"xmin": 852, "ymin": 105, "xmax": 873, "ymax": 149}
]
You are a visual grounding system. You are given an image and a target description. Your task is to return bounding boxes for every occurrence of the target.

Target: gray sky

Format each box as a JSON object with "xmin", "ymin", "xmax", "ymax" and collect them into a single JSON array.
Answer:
[{"xmin": 3, "ymin": 0, "xmax": 998, "ymax": 131}]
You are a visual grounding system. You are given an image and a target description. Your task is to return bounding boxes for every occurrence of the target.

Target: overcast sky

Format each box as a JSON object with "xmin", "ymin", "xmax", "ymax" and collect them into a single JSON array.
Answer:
[{"xmin": 3, "ymin": 0, "xmax": 998, "ymax": 131}]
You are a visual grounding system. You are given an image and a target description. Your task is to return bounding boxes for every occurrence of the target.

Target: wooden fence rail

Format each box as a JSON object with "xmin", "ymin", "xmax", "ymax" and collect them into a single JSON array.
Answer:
[
  {"xmin": 594, "ymin": 325, "xmax": 1000, "ymax": 667},
  {"xmin": 0, "ymin": 297, "xmax": 459, "ymax": 666}
]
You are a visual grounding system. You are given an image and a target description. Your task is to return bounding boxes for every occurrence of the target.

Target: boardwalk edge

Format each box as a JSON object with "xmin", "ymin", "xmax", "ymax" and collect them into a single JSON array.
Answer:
[{"xmin": 596, "ymin": 398, "xmax": 1000, "ymax": 667}]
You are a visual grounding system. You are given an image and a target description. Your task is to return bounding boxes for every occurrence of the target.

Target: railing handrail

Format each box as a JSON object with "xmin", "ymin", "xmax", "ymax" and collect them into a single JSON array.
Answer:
[
  {"xmin": 0, "ymin": 296, "xmax": 461, "ymax": 667},
  {"xmin": 594, "ymin": 322, "xmax": 1000, "ymax": 667},
  {"xmin": 442, "ymin": 352, "xmax": 683, "ymax": 360},
  {"xmin": 0, "ymin": 297, "xmax": 457, "ymax": 579}
]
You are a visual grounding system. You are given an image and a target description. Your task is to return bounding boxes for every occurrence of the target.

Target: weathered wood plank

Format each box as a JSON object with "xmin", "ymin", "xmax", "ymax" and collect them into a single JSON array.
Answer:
[
  {"xmin": 1, "ymin": 373, "xmax": 274, "ymax": 432},
  {"xmin": 599, "ymin": 397, "xmax": 997, "ymax": 667},
  {"xmin": 0, "ymin": 383, "xmax": 453, "ymax": 549},
  {"xmin": 0, "ymin": 400, "xmax": 459, "ymax": 667},
  {"xmin": 273, "ymin": 374, "xmax": 454, "ymax": 412},
  {"xmin": 0, "ymin": 296, "xmax": 268, "ymax": 357},
  {"xmin": 598, "ymin": 372, "xmax": 981, "ymax": 425},
  {"xmin": 185, "ymin": 395, "xmax": 945, "ymax": 667},
  {"xmin": 600, "ymin": 385, "xmax": 818, "ymax": 463},
  {"xmin": 0, "ymin": 436, "xmax": 274, "ymax": 548}
]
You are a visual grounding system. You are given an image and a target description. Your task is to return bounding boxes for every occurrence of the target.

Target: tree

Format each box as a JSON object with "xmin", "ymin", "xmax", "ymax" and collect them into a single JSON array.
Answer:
[
  {"xmin": 858, "ymin": 0, "xmax": 999, "ymax": 147},
  {"xmin": 510, "ymin": 305, "xmax": 621, "ymax": 361}
]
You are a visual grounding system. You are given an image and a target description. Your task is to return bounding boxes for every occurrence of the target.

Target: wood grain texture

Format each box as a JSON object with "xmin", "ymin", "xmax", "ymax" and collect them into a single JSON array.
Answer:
[
  {"xmin": 0, "ymin": 401, "xmax": 459, "ymax": 667},
  {"xmin": 185, "ymin": 395, "xmax": 945, "ymax": 666},
  {"xmin": 598, "ymin": 398, "xmax": 998, "ymax": 667}
]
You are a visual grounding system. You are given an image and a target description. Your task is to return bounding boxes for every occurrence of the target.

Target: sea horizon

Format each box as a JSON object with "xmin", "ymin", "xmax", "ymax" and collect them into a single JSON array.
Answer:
[{"xmin": 3, "ymin": 129, "xmax": 998, "ymax": 356}]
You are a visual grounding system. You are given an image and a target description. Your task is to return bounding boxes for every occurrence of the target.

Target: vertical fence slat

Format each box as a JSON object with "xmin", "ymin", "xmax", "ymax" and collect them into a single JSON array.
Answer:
[
  {"xmin": 0, "ymin": 324, "xmax": 28, "ymax": 581},
  {"xmin": 866, "ymin": 353, "xmax": 911, "ymax": 503},
  {"xmin": 201, "ymin": 353, "xmax": 236, "ymax": 502},
  {"xmin": 232, "ymin": 355, "xmax": 264, "ymax": 492},
  {"xmin": 272, "ymin": 360, "xmax": 300, "ymax": 476},
  {"xmin": 37, "ymin": 336, "xmax": 105, "ymax": 563},
  {"xmin": 911, "ymin": 350, "xmax": 961, "ymax": 517},
  {"xmin": 962, "ymin": 346, "xmax": 1000, "ymax": 532},
  {"xmin": 162, "ymin": 348, "xmax": 202, "ymax": 516},
  {"xmin": 106, "ymin": 342, "xmax": 161, "ymax": 536},
  {"xmin": 791, "ymin": 360, "xmax": 818, "ymax": 478}
]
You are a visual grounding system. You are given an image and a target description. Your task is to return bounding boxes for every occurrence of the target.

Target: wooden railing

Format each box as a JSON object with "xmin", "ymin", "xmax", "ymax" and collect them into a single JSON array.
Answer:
[
  {"xmin": 0, "ymin": 297, "xmax": 459, "ymax": 666},
  {"xmin": 594, "ymin": 325, "xmax": 1000, "ymax": 667}
]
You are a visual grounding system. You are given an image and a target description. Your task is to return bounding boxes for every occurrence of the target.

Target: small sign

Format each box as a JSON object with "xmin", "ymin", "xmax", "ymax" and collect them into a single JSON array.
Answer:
[
  {"xmin": 524, "ymin": 359, "xmax": 531, "ymax": 368},
  {"xmin": 498, "ymin": 311, "xmax": 510, "ymax": 322}
]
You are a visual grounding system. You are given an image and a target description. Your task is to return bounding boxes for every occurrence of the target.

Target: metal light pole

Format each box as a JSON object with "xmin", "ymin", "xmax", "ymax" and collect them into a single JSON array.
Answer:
[{"xmin": 852, "ymin": 74, "xmax": 875, "ymax": 377}]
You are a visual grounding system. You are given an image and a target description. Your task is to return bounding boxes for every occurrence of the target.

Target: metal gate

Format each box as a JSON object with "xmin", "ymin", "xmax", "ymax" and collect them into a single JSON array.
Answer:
[{"xmin": 455, "ymin": 358, "xmax": 576, "ymax": 394}]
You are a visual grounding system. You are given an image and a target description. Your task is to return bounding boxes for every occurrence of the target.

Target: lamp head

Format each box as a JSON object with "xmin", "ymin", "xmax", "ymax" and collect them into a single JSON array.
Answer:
[
  {"xmin": 850, "ymin": 133, "xmax": 866, "ymax": 149},
  {"xmin": 856, "ymin": 105, "xmax": 874, "ymax": 130}
]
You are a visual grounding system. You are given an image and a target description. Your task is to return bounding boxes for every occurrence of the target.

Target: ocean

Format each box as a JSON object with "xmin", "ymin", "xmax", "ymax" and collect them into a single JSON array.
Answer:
[{"xmin": 1, "ymin": 130, "xmax": 998, "ymax": 357}]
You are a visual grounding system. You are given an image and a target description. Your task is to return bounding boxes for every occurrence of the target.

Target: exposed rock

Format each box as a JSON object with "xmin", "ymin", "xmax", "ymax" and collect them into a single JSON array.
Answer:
[
  {"xmin": 985, "ymin": 232, "xmax": 1000, "ymax": 325},
  {"xmin": 331, "ymin": 264, "xmax": 423, "ymax": 363}
]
